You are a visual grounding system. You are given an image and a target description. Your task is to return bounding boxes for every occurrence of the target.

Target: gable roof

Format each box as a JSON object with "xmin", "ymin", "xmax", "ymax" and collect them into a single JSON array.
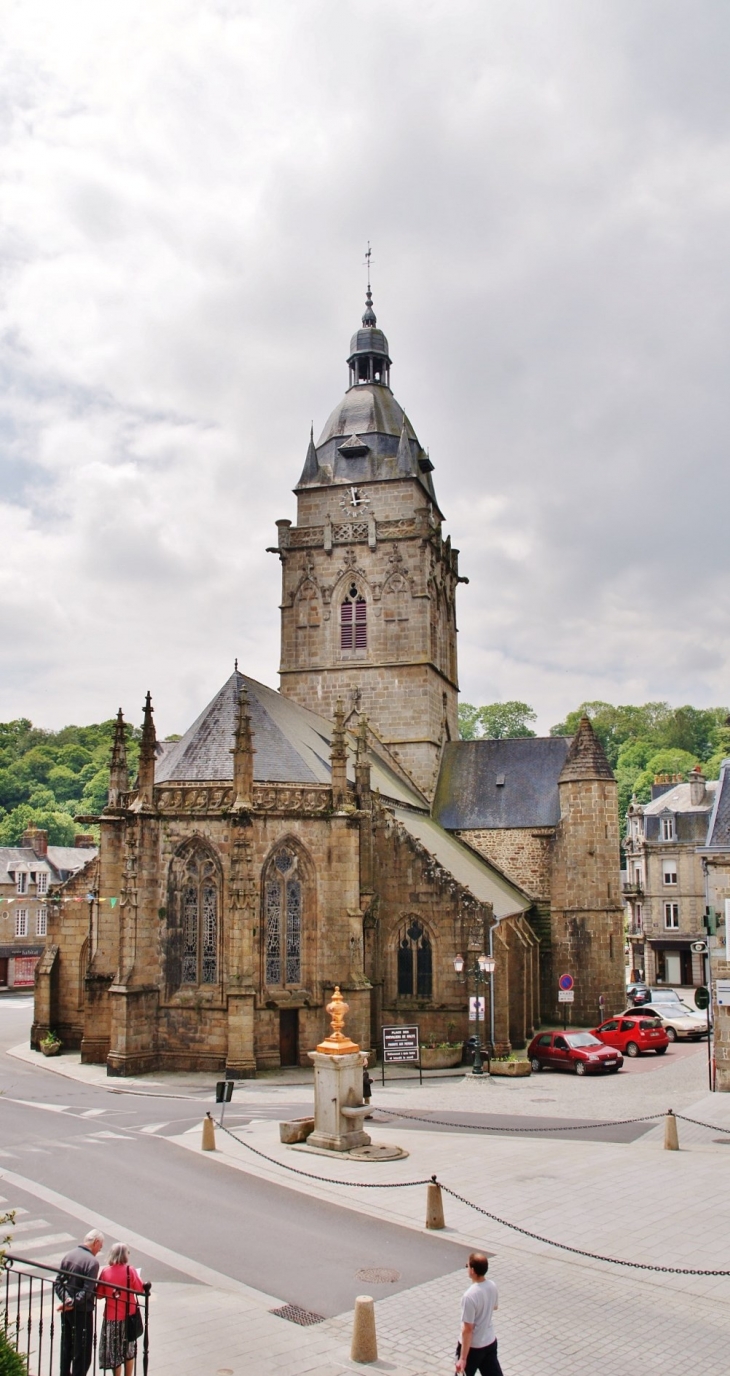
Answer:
[
  {"xmin": 155, "ymin": 670, "xmax": 427, "ymax": 809},
  {"xmin": 433, "ymin": 737, "xmax": 572, "ymax": 830},
  {"xmin": 393, "ymin": 808, "xmax": 530, "ymax": 918}
]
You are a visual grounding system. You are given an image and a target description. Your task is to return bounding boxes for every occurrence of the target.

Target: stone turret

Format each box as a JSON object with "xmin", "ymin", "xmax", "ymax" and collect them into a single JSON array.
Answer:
[
  {"xmin": 548, "ymin": 716, "xmax": 624, "ymax": 1024},
  {"xmin": 107, "ymin": 709, "xmax": 129, "ymax": 810},
  {"xmin": 230, "ymin": 679, "xmax": 255, "ymax": 811}
]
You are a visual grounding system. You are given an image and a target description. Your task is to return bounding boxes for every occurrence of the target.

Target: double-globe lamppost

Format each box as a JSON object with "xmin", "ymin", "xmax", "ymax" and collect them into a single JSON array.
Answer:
[{"xmin": 454, "ymin": 950, "xmax": 496, "ymax": 1075}]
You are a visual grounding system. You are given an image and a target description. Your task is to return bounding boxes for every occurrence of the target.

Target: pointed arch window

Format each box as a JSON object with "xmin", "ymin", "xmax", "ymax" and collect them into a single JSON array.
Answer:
[
  {"xmin": 265, "ymin": 847, "xmax": 302, "ymax": 986},
  {"xmin": 397, "ymin": 919, "xmax": 432, "ymax": 998},
  {"xmin": 341, "ymin": 583, "xmax": 367, "ymax": 651},
  {"xmin": 179, "ymin": 849, "xmax": 219, "ymax": 985}
]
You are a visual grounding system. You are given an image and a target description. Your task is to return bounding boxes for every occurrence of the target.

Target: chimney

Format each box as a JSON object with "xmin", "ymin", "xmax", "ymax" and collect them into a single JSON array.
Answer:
[
  {"xmin": 689, "ymin": 765, "xmax": 706, "ymax": 807},
  {"xmin": 651, "ymin": 774, "xmax": 675, "ymax": 800},
  {"xmin": 21, "ymin": 826, "xmax": 48, "ymax": 856},
  {"xmin": 74, "ymin": 834, "xmax": 95, "ymax": 848}
]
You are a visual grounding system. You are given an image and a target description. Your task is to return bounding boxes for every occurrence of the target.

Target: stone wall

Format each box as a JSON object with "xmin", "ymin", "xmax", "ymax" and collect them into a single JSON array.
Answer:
[
  {"xmin": 30, "ymin": 857, "xmax": 98, "ymax": 1050},
  {"xmin": 456, "ymin": 828, "xmax": 554, "ymax": 903}
]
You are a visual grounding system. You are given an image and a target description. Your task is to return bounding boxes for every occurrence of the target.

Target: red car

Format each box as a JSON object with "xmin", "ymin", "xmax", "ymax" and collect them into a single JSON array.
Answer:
[
  {"xmin": 527, "ymin": 1030, "xmax": 623, "ymax": 1075},
  {"xmin": 592, "ymin": 1014, "xmax": 669, "ymax": 1058}
]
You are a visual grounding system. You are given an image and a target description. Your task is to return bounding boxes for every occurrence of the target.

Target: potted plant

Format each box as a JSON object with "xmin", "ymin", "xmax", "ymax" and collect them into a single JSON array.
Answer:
[
  {"xmin": 489, "ymin": 1053, "xmax": 531, "ymax": 1078},
  {"xmin": 39, "ymin": 1031, "xmax": 62, "ymax": 1057},
  {"xmin": 420, "ymin": 1040, "xmax": 464, "ymax": 1069}
]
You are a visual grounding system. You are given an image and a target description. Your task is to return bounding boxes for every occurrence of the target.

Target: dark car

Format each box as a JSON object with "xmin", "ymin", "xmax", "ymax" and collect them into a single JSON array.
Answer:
[
  {"xmin": 592, "ymin": 1015, "xmax": 669, "ymax": 1057},
  {"xmin": 527, "ymin": 1030, "xmax": 623, "ymax": 1075},
  {"xmin": 628, "ymin": 985, "xmax": 682, "ymax": 1007}
]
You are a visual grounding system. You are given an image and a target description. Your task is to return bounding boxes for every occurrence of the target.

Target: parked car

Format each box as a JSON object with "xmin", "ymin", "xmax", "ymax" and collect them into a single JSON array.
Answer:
[
  {"xmin": 628, "ymin": 985, "xmax": 682, "ymax": 1007},
  {"xmin": 527, "ymin": 1030, "xmax": 623, "ymax": 1075},
  {"xmin": 592, "ymin": 1014, "xmax": 669, "ymax": 1057},
  {"xmin": 619, "ymin": 1003, "xmax": 709, "ymax": 1042}
]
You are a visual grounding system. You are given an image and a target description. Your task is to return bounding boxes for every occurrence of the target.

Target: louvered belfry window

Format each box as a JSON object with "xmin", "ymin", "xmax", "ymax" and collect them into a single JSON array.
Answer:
[
  {"xmin": 179, "ymin": 849, "xmax": 219, "ymax": 985},
  {"xmin": 341, "ymin": 583, "xmax": 367, "ymax": 650},
  {"xmin": 265, "ymin": 847, "xmax": 302, "ymax": 986}
]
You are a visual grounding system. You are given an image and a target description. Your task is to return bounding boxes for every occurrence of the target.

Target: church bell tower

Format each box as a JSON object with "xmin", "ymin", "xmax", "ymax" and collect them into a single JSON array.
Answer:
[{"xmin": 272, "ymin": 286, "xmax": 462, "ymax": 797}]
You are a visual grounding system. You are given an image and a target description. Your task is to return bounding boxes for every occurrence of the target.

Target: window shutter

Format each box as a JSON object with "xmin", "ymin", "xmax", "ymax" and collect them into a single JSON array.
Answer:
[
  {"xmin": 340, "ymin": 600, "xmax": 353, "ymax": 649},
  {"xmin": 354, "ymin": 597, "xmax": 367, "ymax": 648}
]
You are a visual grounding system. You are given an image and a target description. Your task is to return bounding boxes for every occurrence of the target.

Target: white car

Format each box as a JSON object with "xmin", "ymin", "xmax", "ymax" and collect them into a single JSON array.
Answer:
[{"xmin": 620, "ymin": 1003, "xmax": 708, "ymax": 1042}]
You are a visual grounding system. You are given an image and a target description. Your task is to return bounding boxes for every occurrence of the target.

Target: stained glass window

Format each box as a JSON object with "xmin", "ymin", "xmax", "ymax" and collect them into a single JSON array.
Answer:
[
  {"xmin": 265, "ymin": 849, "xmax": 303, "ymax": 987},
  {"xmin": 179, "ymin": 851, "xmax": 219, "ymax": 985},
  {"xmin": 397, "ymin": 920, "xmax": 432, "ymax": 999}
]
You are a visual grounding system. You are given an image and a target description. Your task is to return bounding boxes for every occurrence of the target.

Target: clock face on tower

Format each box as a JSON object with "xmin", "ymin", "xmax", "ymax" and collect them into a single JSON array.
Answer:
[{"xmin": 340, "ymin": 486, "xmax": 370, "ymax": 512}]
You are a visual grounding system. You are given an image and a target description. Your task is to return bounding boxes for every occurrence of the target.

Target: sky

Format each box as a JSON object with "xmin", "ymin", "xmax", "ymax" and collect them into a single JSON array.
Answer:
[{"xmin": 1, "ymin": 0, "xmax": 729, "ymax": 738}]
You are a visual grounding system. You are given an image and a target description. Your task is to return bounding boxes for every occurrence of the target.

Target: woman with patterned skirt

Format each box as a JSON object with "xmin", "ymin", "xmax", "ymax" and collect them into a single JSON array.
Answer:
[{"xmin": 96, "ymin": 1243, "xmax": 144, "ymax": 1376}]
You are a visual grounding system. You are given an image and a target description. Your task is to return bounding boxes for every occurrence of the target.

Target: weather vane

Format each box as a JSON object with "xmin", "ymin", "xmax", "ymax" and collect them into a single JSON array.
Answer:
[{"xmin": 364, "ymin": 241, "xmax": 373, "ymax": 292}]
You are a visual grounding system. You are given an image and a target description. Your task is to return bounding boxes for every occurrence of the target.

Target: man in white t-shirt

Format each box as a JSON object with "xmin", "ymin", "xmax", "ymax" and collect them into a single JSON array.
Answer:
[{"xmin": 455, "ymin": 1252, "xmax": 503, "ymax": 1375}]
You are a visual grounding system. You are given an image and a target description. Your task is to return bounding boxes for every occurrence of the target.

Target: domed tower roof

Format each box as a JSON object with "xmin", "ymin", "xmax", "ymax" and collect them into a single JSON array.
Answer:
[{"xmin": 296, "ymin": 287, "xmax": 439, "ymax": 508}]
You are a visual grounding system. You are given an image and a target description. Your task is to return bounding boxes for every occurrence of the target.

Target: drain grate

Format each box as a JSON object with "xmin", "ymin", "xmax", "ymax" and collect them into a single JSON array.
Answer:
[
  {"xmin": 354, "ymin": 1267, "xmax": 401, "ymax": 1283},
  {"xmin": 270, "ymin": 1304, "xmax": 326, "ymax": 1327}
]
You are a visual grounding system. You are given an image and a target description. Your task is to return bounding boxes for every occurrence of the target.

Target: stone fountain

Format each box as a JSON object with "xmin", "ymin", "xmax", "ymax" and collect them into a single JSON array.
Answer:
[{"xmin": 306, "ymin": 986, "xmax": 371, "ymax": 1152}]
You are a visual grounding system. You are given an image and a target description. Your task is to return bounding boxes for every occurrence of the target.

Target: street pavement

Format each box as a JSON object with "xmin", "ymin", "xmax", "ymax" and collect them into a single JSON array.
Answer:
[{"xmin": 3, "ymin": 993, "xmax": 730, "ymax": 1374}]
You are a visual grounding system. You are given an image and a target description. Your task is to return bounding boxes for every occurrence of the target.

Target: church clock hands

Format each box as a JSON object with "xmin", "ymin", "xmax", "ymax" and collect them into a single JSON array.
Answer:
[{"xmin": 340, "ymin": 485, "xmax": 370, "ymax": 512}]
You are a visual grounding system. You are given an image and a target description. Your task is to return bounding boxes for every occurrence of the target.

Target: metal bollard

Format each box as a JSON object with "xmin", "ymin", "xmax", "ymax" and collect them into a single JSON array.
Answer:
[
  {"xmin": 202, "ymin": 1112, "xmax": 216, "ymax": 1151},
  {"xmin": 426, "ymin": 1176, "xmax": 445, "ymax": 1230},
  {"xmin": 351, "ymin": 1295, "xmax": 377, "ymax": 1364},
  {"xmin": 664, "ymin": 1109, "xmax": 679, "ymax": 1151}
]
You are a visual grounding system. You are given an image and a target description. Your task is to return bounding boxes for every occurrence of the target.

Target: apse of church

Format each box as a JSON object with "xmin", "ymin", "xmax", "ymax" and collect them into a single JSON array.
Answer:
[{"xmin": 274, "ymin": 287, "xmax": 461, "ymax": 799}]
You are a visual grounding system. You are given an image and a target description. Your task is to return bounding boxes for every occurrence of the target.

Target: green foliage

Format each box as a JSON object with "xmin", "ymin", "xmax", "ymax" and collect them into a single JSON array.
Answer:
[
  {"xmin": 459, "ymin": 701, "xmax": 537, "ymax": 740},
  {"xmin": 550, "ymin": 700, "xmax": 730, "ymax": 770},
  {"xmin": 0, "ymin": 718, "xmax": 141, "ymax": 837},
  {"xmin": 0, "ymin": 1327, "xmax": 29, "ymax": 1376}
]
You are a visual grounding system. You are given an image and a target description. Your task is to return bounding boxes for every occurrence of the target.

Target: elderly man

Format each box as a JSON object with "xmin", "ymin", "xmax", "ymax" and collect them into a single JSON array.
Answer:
[
  {"xmin": 56, "ymin": 1229, "xmax": 104, "ymax": 1376},
  {"xmin": 455, "ymin": 1252, "xmax": 503, "ymax": 1375}
]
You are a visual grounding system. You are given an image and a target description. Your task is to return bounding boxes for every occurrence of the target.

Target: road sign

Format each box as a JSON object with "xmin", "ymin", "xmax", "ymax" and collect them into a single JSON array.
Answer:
[
  {"xmin": 382, "ymin": 1024, "xmax": 420, "ymax": 1064},
  {"xmin": 695, "ymin": 986, "xmax": 710, "ymax": 1011},
  {"xmin": 558, "ymin": 989, "xmax": 575, "ymax": 1003},
  {"xmin": 469, "ymin": 996, "xmax": 486, "ymax": 1020},
  {"xmin": 691, "ymin": 940, "xmax": 709, "ymax": 954},
  {"xmin": 716, "ymin": 980, "xmax": 730, "ymax": 1008},
  {"xmin": 558, "ymin": 973, "xmax": 574, "ymax": 991}
]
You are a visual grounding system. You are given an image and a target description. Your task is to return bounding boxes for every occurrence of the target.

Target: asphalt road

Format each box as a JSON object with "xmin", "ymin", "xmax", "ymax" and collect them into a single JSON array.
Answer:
[{"xmin": 0, "ymin": 995, "xmax": 467, "ymax": 1317}]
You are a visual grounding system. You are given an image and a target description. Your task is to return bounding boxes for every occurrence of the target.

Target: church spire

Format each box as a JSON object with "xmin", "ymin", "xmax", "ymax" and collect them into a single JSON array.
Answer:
[
  {"xmin": 347, "ymin": 255, "xmax": 391, "ymax": 389},
  {"xmin": 107, "ymin": 708, "xmax": 129, "ymax": 809},
  {"xmin": 299, "ymin": 422, "xmax": 319, "ymax": 484},
  {"xmin": 230, "ymin": 680, "xmax": 256, "ymax": 810}
]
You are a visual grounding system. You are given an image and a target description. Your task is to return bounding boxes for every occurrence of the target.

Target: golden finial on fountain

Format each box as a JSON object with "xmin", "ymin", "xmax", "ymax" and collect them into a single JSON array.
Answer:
[{"xmin": 316, "ymin": 984, "xmax": 361, "ymax": 1055}]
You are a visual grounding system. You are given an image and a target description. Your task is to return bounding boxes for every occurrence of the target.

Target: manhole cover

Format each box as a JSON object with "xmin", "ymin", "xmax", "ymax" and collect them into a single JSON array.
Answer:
[
  {"xmin": 349, "ymin": 1143, "xmax": 409, "ymax": 1161},
  {"xmin": 354, "ymin": 1267, "xmax": 401, "ymax": 1283},
  {"xmin": 270, "ymin": 1304, "xmax": 326, "ymax": 1326}
]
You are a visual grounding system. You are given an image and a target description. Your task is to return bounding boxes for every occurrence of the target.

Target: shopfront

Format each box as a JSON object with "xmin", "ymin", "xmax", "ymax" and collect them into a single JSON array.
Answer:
[{"xmin": 0, "ymin": 946, "xmax": 43, "ymax": 989}]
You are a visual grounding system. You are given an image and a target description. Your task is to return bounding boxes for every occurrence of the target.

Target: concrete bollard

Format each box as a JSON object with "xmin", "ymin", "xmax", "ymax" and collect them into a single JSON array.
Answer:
[
  {"xmin": 426, "ymin": 1176, "xmax": 445, "ymax": 1230},
  {"xmin": 664, "ymin": 1109, "xmax": 679, "ymax": 1151},
  {"xmin": 202, "ymin": 1112, "xmax": 216, "ymax": 1151},
  {"xmin": 351, "ymin": 1295, "xmax": 377, "ymax": 1364}
]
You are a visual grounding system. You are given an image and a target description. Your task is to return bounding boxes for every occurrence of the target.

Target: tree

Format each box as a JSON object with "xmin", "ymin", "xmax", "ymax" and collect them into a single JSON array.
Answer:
[{"xmin": 459, "ymin": 701, "xmax": 537, "ymax": 740}]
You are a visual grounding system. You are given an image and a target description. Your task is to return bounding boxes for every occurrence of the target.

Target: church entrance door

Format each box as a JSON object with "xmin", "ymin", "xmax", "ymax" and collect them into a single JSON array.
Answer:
[{"xmin": 279, "ymin": 1009, "xmax": 299, "ymax": 1066}]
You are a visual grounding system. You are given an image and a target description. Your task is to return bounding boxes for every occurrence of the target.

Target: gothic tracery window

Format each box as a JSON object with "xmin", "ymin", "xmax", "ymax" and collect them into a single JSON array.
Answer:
[
  {"xmin": 177, "ymin": 847, "xmax": 219, "ymax": 985},
  {"xmin": 265, "ymin": 847, "xmax": 302, "ymax": 986},
  {"xmin": 296, "ymin": 581, "xmax": 321, "ymax": 663},
  {"xmin": 340, "ymin": 583, "xmax": 367, "ymax": 652},
  {"xmin": 397, "ymin": 919, "xmax": 432, "ymax": 998}
]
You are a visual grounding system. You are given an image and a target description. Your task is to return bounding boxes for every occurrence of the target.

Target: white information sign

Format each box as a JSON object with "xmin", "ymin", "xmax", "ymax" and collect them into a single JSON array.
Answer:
[
  {"xmin": 469, "ymin": 996, "xmax": 486, "ymax": 1020},
  {"xmin": 716, "ymin": 979, "xmax": 730, "ymax": 1008},
  {"xmin": 558, "ymin": 989, "xmax": 575, "ymax": 1003}
]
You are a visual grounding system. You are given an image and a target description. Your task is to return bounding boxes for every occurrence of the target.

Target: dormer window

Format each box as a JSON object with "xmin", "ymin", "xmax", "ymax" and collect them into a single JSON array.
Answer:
[
  {"xmin": 340, "ymin": 585, "xmax": 367, "ymax": 652},
  {"xmin": 16, "ymin": 872, "xmax": 27, "ymax": 895},
  {"xmin": 661, "ymin": 815, "xmax": 675, "ymax": 842},
  {"xmin": 37, "ymin": 872, "xmax": 48, "ymax": 895}
]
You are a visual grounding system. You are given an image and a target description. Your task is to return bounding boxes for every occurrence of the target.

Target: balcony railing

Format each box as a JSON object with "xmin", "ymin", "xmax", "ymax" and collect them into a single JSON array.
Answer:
[
  {"xmin": 2, "ymin": 1254, "xmax": 151, "ymax": 1376},
  {"xmin": 622, "ymin": 880, "xmax": 644, "ymax": 895}
]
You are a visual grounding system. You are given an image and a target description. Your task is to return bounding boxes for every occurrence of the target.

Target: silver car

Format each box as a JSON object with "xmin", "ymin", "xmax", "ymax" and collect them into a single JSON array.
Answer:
[{"xmin": 620, "ymin": 1003, "xmax": 709, "ymax": 1041}]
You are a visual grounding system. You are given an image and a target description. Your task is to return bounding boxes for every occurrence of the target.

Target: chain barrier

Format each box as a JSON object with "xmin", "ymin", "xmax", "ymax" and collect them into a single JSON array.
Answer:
[
  {"xmin": 675, "ymin": 1113, "xmax": 730, "ymax": 1134},
  {"xmin": 435, "ymin": 1180, "xmax": 730, "ymax": 1276},
  {"xmin": 376, "ymin": 1108, "xmax": 667, "ymax": 1133},
  {"xmin": 216, "ymin": 1119, "xmax": 430, "ymax": 1188}
]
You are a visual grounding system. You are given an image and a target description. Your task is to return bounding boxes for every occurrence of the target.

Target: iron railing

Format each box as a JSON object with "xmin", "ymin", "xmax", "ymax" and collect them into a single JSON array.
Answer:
[{"xmin": 2, "ymin": 1254, "xmax": 151, "ymax": 1376}]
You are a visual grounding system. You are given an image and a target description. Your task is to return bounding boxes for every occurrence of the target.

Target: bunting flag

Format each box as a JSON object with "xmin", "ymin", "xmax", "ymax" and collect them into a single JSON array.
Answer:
[{"xmin": 0, "ymin": 894, "xmax": 120, "ymax": 904}]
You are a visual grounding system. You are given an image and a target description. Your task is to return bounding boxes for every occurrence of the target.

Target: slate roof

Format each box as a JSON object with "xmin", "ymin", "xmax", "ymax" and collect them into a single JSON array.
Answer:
[
  {"xmin": 433, "ymin": 737, "xmax": 572, "ymax": 831},
  {"xmin": 392, "ymin": 808, "xmax": 530, "ymax": 918},
  {"xmin": 297, "ymin": 383, "xmax": 439, "ymax": 507},
  {"xmin": 558, "ymin": 715, "xmax": 614, "ymax": 782},
  {"xmin": 155, "ymin": 670, "xmax": 427, "ymax": 809},
  {"xmin": 643, "ymin": 780, "xmax": 717, "ymax": 817},
  {"xmin": 1, "ymin": 846, "xmax": 96, "ymax": 884},
  {"xmin": 701, "ymin": 762, "xmax": 730, "ymax": 848}
]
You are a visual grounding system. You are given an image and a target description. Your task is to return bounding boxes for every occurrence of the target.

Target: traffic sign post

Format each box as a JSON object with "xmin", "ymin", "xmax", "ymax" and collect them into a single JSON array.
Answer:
[{"xmin": 558, "ymin": 974, "xmax": 574, "ymax": 1029}]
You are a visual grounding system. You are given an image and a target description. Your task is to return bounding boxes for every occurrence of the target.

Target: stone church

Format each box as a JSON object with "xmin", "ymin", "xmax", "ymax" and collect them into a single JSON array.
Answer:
[{"xmin": 32, "ymin": 289, "xmax": 625, "ymax": 1074}]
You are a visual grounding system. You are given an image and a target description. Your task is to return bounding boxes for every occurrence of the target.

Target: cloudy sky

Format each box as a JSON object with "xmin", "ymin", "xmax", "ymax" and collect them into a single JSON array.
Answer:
[{"xmin": 1, "ymin": 0, "xmax": 728, "ymax": 737}]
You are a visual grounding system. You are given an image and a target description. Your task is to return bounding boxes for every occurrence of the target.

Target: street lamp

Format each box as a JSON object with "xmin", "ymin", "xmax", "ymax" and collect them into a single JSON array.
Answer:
[{"xmin": 454, "ymin": 950, "xmax": 496, "ymax": 1075}]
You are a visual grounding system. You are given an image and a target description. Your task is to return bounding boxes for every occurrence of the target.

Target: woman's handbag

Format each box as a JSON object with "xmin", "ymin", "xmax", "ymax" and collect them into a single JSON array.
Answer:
[{"xmin": 125, "ymin": 1268, "xmax": 144, "ymax": 1342}]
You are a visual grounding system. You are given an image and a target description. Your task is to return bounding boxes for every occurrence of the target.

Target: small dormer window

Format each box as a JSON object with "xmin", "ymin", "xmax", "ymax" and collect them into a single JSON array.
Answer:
[
  {"xmin": 661, "ymin": 816, "xmax": 675, "ymax": 842},
  {"xmin": 37, "ymin": 872, "xmax": 48, "ymax": 895}
]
